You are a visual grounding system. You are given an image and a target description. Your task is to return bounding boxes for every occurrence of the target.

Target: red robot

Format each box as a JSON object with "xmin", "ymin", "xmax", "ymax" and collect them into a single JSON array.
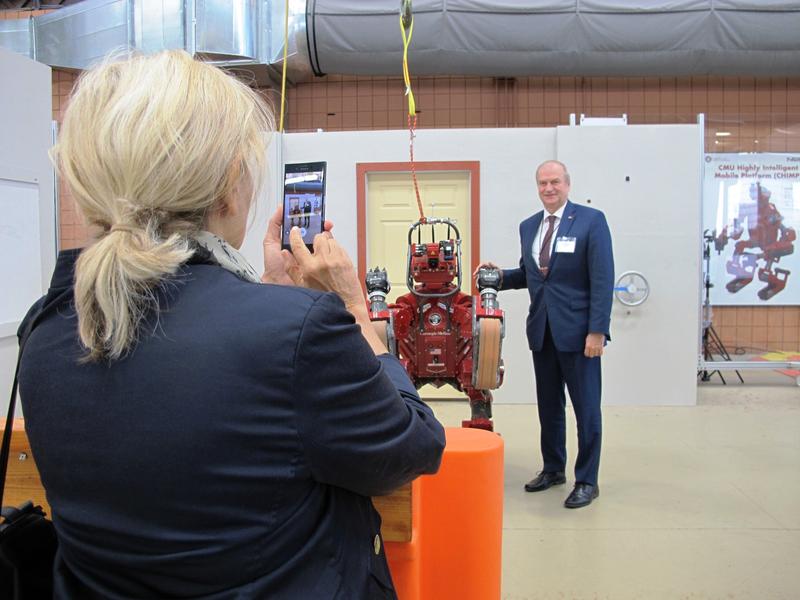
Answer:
[
  {"xmin": 715, "ymin": 182, "xmax": 796, "ymax": 300},
  {"xmin": 366, "ymin": 218, "xmax": 505, "ymax": 431}
]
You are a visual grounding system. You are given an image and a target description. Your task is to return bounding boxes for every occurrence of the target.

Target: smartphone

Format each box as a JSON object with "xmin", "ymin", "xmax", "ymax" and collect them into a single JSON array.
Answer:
[{"xmin": 281, "ymin": 161, "xmax": 327, "ymax": 251}]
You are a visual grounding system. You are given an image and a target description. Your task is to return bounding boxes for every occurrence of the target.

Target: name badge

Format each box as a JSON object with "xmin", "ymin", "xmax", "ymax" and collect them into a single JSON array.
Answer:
[{"xmin": 555, "ymin": 237, "xmax": 576, "ymax": 253}]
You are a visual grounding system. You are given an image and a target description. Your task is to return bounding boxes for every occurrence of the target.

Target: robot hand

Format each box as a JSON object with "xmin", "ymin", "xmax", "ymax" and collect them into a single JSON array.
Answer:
[
  {"xmin": 365, "ymin": 267, "xmax": 391, "ymax": 312},
  {"xmin": 474, "ymin": 262, "xmax": 501, "ymax": 282},
  {"xmin": 476, "ymin": 267, "xmax": 502, "ymax": 311}
]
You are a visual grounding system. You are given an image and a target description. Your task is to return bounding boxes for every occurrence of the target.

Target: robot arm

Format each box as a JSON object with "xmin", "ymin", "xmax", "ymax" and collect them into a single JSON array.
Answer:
[
  {"xmin": 730, "ymin": 218, "xmax": 744, "ymax": 240},
  {"xmin": 714, "ymin": 217, "xmax": 745, "ymax": 253},
  {"xmin": 476, "ymin": 267, "xmax": 502, "ymax": 310}
]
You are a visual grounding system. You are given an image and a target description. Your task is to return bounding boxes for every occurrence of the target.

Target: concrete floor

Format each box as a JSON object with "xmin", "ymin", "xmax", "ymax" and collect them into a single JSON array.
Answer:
[{"xmin": 426, "ymin": 371, "xmax": 800, "ymax": 600}]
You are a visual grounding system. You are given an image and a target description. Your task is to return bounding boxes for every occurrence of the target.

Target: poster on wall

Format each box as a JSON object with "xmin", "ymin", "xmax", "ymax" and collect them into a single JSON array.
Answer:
[{"xmin": 703, "ymin": 153, "xmax": 800, "ymax": 305}]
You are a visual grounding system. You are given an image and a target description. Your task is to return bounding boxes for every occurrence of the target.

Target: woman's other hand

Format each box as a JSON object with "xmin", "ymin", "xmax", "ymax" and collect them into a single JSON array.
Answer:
[
  {"xmin": 283, "ymin": 227, "xmax": 365, "ymax": 312},
  {"xmin": 283, "ymin": 227, "xmax": 387, "ymax": 354},
  {"xmin": 262, "ymin": 205, "xmax": 332, "ymax": 285}
]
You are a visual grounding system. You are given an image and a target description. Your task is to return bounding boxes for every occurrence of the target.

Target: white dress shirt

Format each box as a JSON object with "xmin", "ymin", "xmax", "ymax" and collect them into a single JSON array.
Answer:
[{"xmin": 531, "ymin": 203, "xmax": 566, "ymax": 266}]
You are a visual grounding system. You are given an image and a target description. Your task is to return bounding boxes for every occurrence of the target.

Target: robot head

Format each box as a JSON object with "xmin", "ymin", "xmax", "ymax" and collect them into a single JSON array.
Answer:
[
  {"xmin": 405, "ymin": 218, "xmax": 463, "ymax": 297},
  {"xmin": 410, "ymin": 240, "xmax": 458, "ymax": 290}
]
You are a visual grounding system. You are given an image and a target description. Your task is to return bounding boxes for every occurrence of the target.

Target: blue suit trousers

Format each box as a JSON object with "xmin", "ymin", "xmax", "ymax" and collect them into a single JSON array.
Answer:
[{"xmin": 532, "ymin": 321, "xmax": 602, "ymax": 486}]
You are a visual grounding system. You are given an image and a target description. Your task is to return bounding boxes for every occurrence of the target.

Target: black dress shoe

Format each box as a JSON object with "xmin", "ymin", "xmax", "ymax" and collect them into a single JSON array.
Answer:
[
  {"xmin": 524, "ymin": 471, "xmax": 566, "ymax": 492},
  {"xmin": 564, "ymin": 483, "xmax": 599, "ymax": 508}
]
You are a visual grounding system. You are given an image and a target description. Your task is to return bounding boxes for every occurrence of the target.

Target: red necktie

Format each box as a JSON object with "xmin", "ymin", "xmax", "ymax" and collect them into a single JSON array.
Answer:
[{"xmin": 539, "ymin": 215, "xmax": 557, "ymax": 274}]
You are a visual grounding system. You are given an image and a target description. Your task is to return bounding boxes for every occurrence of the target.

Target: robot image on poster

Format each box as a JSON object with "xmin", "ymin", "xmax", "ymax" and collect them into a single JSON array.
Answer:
[{"xmin": 714, "ymin": 182, "xmax": 797, "ymax": 301}]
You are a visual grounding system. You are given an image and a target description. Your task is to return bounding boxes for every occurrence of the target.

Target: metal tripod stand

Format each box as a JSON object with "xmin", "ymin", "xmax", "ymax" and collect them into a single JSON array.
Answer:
[{"xmin": 699, "ymin": 231, "xmax": 743, "ymax": 384}]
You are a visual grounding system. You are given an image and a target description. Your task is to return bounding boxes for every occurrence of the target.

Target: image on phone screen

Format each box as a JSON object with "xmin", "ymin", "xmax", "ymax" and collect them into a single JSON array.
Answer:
[{"xmin": 282, "ymin": 161, "xmax": 326, "ymax": 250}]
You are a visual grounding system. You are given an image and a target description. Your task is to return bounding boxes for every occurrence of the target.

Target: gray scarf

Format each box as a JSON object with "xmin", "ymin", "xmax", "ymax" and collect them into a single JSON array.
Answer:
[{"xmin": 191, "ymin": 231, "xmax": 261, "ymax": 284}]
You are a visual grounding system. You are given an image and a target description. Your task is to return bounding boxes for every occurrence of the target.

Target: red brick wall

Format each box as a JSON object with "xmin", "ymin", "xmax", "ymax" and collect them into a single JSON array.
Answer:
[
  {"xmin": 0, "ymin": 9, "xmax": 50, "ymax": 19},
  {"xmin": 283, "ymin": 75, "xmax": 800, "ymax": 155},
  {"xmin": 713, "ymin": 306, "xmax": 799, "ymax": 354},
  {"xmin": 51, "ymin": 69, "xmax": 84, "ymax": 249}
]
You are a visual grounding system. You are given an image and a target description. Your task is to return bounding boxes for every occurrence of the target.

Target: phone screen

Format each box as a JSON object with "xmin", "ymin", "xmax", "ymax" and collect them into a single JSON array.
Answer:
[{"xmin": 281, "ymin": 161, "xmax": 327, "ymax": 250}]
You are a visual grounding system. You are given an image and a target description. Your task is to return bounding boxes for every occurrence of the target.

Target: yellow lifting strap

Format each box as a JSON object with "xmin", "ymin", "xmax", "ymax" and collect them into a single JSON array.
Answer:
[
  {"xmin": 399, "ymin": 0, "xmax": 426, "ymax": 221},
  {"xmin": 400, "ymin": 0, "xmax": 416, "ymax": 117}
]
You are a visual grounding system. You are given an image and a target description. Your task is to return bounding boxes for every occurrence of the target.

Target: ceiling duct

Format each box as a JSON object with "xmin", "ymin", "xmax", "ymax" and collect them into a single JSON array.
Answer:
[
  {"xmin": 0, "ymin": 0, "xmax": 273, "ymax": 73},
  {"xmin": 0, "ymin": 0, "xmax": 798, "ymax": 80},
  {"xmin": 0, "ymin": 14, "xmax": 33, "ymax": 57},
  {"xmin": 34, "ymin": 0, "xmax": 131, "ymax": 69},
  {"xmin": 307, "ymin": 0, "xmax": 800, "ymax": 77}
]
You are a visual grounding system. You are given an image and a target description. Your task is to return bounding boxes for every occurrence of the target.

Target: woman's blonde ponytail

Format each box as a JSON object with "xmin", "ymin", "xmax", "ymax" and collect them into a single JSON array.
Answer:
[
  {"xmin": 53, "ymin": 50, "xmax": 273, "ymax": 360},
  {"xmin": 74, "ymin": 227, "xmax": 192, "ymax": 361}
]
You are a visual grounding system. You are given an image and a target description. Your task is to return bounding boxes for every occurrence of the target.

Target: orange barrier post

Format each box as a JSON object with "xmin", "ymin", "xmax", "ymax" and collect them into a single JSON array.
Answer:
[{"xmin": 385, "ymin": 427, "xmax": 504, "ymax": 600}]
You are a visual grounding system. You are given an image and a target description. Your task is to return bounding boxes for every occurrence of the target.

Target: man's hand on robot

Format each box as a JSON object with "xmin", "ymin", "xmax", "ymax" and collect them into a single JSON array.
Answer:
[
  {"xmin": 474, "ymin": 262, "xmax": 503, "ymax": 290},
  {"xmin": 473, "ymin": 262, "xmax": 500, "ymax": 279}
]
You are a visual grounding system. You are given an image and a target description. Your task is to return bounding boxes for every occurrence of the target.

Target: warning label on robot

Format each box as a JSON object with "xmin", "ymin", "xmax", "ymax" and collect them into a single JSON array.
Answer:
[{"xmin": 704, "ymin": 153, "xmax": 799, "ymax": 305}]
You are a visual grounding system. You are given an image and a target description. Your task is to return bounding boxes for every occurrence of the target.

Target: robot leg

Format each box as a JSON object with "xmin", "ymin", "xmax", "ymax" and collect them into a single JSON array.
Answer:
[
  {"xmin": 757, "ymin": 267, "xmax": 790, "ymax": 301},
  {"xmin": 463, "ymin": 388, "xmax": 493, "ymax": 431},
  {"xmin": 725, "ymin": 253, "xmax": 757, "ymax": 293}
]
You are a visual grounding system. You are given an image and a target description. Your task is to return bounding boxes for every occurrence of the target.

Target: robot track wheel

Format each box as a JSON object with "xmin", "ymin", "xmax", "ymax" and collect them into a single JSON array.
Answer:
[{"xmin": 475, "ymin": 318, "xmax": 502, "ymax": 390}]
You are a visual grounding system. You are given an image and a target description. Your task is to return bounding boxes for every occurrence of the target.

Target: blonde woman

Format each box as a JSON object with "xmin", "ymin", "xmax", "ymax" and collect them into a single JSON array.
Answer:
[{"xmin": 18, "ymin": 50, "xmax": 444, "ymax": 599}]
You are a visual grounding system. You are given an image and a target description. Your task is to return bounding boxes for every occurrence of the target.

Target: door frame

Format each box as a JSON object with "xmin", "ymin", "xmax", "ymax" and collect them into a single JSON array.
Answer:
[{"xmin": 356, "ymin": 161, "xmax": 481, "ymax": 296}]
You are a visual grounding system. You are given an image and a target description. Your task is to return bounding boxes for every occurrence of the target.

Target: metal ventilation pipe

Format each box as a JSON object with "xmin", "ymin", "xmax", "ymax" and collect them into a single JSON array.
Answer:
[
  {"xmin": 0, "ymin": 0, "xmax": 267, "ymax": 71},
  {"xmin": 305, "ymin": 0, "xmax": 800, "ymax": 77},
  {"xmin": 1, "ymin": 0, "xmax": 799, "ymax": 79}
]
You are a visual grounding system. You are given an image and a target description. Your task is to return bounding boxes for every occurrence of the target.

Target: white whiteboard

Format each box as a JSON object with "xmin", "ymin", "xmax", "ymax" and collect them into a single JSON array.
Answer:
[{"xmin": 0, "ymin": 177, "xmax": 42, "ymax": 338}]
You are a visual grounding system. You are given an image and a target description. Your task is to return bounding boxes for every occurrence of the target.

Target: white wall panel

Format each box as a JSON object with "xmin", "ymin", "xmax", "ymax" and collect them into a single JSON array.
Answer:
[
  {"xmin": 244, "ymin": 123, "xmax": 701, "ymax": 407},
  {"xmin": 0, "ymin": 47, "xmax": 55, "ymax": 416},
  {"xmin": 557, "ymin": 124, "xmax": 702, "ymax": 406}
]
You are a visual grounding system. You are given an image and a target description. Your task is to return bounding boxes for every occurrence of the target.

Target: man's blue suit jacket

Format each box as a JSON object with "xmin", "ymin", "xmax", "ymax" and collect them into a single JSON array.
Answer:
[{"xmin": 501, "ymin": 200, "xmax": 614, "ymax": 352}]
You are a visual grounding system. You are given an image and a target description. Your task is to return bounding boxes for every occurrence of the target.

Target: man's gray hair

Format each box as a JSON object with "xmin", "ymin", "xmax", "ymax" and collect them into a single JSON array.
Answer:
[{"xmin": 535, "ymin": 160, "xmax": 571, "ymax": 185}]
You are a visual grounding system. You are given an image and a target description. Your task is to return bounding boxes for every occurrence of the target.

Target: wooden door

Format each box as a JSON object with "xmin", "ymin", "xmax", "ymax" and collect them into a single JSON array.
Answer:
[{"xmin": 367, "ymin": 170, "xmax": 471, "ymax": 399}]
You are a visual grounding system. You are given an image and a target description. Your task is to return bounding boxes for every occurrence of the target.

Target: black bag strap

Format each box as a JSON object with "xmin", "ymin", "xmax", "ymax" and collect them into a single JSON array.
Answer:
[{"xmin": 0, "ymin": 314, "xmax": 38, "ymax": 511}]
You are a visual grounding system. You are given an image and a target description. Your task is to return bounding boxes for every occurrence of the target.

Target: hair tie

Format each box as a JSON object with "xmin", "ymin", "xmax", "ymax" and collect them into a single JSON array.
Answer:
[{"xmin": 109, "ymin": 224, "xmax": 138, "ymax": 234}]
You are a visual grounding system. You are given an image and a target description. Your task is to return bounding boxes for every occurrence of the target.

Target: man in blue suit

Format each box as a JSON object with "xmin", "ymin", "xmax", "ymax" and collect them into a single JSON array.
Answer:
[{"xmin": 478, "ymin": 160, "xmax": 614, "ymax": 508}]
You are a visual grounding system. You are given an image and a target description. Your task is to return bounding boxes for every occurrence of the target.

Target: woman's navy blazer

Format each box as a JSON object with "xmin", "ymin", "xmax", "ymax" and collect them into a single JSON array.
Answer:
[{"xmin": 18, "ymin": 249, "xmax": 445, "ymax": 599}]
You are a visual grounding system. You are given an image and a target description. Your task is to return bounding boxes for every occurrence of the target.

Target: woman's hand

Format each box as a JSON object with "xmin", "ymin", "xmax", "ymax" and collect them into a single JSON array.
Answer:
[
  {"xmin": 282, "ymin": 227, "xmax": 366, "ymax": 312},
  {"xmin": 261, "ymin": 205, "xmax": 332, "ymax": 285},
  {"xmin": 283, "ymin": 227, "xmax": 387, "ymax": 355}
]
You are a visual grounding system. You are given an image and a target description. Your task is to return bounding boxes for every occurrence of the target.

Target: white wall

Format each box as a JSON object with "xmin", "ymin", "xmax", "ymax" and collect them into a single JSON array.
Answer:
[
  {"xmin": 241, "ymin": 124, "xmax": 701, "ymax": 407},
  {"xmin": 0, "ymin": 48, "xmax": 55, "ymax": 416}
]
